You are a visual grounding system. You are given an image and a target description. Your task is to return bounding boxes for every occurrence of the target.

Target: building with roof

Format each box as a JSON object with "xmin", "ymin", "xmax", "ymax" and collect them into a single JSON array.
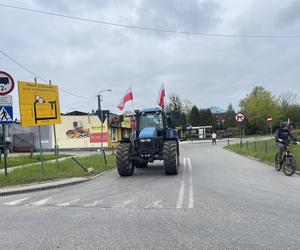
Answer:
[
  {"xmin": 7, "ymin": 110, "xmax": 134, "ymax": 152},
  {"xmin": 210, "ymin": 106, "xmax": 226, "ymax": 123}
]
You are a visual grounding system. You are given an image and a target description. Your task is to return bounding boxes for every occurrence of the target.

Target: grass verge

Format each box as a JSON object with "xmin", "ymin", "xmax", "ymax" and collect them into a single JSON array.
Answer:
[
  {"xmin": 225, "ymin": 139, "xmax": 300, "ymax": 171},
  {"xmin": 0, "ymin": 154, "xmax": 116, "ymax": 187},
  {"xmin": 0, "ymin": 154, "xmax": 70, "ymax": 169}
]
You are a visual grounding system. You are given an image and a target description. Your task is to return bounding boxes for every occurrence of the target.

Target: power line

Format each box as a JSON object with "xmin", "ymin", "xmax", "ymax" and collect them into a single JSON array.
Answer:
[
  {"xmin": 0, "ymin": 48, "xmax": 47, "ymax": 83},
  {"xmin": 1, "ymin": 3, "xmax": 300, "ymax": 38},
  {"xmin": 0, "ymin": 48, "xmax": 92, "ymax": 99}
]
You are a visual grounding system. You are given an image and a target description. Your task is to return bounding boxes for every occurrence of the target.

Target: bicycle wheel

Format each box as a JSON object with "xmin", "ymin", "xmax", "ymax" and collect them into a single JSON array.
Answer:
[
  {"xmin": 283, "ymin": 155, "xmax": 296, "ymax": 176},
  {"xmin": 275, "ymin": 153, "xmax": 282, "ymax": 171}
]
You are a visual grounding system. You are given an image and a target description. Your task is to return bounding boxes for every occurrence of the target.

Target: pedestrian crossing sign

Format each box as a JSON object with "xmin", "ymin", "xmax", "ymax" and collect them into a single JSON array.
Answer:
[{"xmin": 0, "ymin": 106, "xmax": 13, "ymax": 124}]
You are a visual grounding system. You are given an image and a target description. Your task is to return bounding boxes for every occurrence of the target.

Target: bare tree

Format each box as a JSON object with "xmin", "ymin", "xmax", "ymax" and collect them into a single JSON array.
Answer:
[{"xmin": 279, "ymin": 92, "xmax": 297, "ymax": 106}]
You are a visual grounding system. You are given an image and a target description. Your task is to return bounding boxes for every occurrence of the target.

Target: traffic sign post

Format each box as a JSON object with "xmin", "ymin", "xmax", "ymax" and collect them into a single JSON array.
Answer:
[
  {"xmin": 2, "ymin": 124, "xmax": 8, "ymax": 175},
  {"xmin": 267, "ymin": 117, "xmax": 273, "ymax": 137},
  {"xmin": 235, "ymin": 112, "xmax": 246, "ymax": 148},
  {"xmin": 34, "ymin": 78, "xmax": 44, "ymax": 171},
  {"xmin": 49, "ymin": 80, "xmax": 59, "ymax": 168},
  {"xmin": 18, "ymin": 79, "xmax": 62, "ymax": 171},
  {"xmin": 0, "ymin": 96, "xmax": 13, "ymax": 124},
  {"xmin": 0, "ymin": 96, "xmax": 13, "ymax": 176},
  {"xmin": 0, "ymin": 71, "xmax": 15, "ymax": 176},
  {"xmin": 0, "ymin": 71, "xmax": 15, "ymax": 95},
  {"xmin": 18, "ymin": 81, "xmax": 61, "ymax": 127}
]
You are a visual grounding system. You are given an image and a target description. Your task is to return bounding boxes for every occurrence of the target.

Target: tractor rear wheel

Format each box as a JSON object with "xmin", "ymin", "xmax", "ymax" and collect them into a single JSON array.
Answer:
[
  {"xmin": 163, "ymin": 140, "xmax": 178, "ymax": 175},
  {"xmin": 116, "ymin": 143, "xmax": 134, "ymax": 176}
]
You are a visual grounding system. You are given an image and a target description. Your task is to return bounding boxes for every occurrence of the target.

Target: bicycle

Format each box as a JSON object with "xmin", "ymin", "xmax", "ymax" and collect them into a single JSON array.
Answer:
[{"xmin": 275, "ymin": 141, "xmax": 299, "ymax": 176}]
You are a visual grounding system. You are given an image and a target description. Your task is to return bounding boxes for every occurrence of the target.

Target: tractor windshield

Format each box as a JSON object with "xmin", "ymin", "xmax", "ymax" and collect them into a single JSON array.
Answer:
[{"xmin": 139, "ymin": 112, "xmax": 164, "ymax": 131}]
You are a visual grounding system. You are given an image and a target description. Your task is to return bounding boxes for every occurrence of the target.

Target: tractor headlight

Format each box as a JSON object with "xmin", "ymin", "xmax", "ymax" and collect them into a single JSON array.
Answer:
[{"xmin": 140, "ymin": 138, "xmax": 152, "ymax": 142}]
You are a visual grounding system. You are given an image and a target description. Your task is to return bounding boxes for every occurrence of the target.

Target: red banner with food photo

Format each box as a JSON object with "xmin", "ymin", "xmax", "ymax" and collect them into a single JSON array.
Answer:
[{"xmin": 90, "ymin": 132, "xmax": 108, "ymax": 143}]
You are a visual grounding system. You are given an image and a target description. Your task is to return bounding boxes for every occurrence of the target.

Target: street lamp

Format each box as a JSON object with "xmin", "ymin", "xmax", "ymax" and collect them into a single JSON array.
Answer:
[{"xmin": 97, "ymin": 89, "xmax": 112, "ymax": 151}]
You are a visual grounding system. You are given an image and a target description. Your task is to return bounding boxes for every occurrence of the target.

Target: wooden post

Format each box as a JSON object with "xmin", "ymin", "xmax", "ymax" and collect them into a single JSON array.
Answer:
[{"xmin": 265, "ymin": 141, "xmax": 268, "ymax": 153}]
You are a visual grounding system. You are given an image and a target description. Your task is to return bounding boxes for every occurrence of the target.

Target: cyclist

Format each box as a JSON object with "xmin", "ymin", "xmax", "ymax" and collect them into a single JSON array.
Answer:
[{"xmin": 275, "ymin": 122, "xmax": 298, "ymax": 162}]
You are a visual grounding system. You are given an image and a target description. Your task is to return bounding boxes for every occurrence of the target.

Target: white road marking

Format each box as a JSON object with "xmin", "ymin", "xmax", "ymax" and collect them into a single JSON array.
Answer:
[
  {"xmin": 84, "ymin": 200, "xmax": 102, "ymax": 207},
  {"xmin": 29, "ymin": 197, "xmax": 52, "ymax": 206},
  {"xmin": 57, "ymin": 198, "xmax": 80, "ymax": 207},
  {"xmin": 112, "ymin": 199, "xmax": 134, "ymax": 208},
  {"xmin": 176, "ymin": 157, "xmax": 186, "ymax": 208},
  {"xmin": 187, "ymin": 157, "xmax": 194, "ymax": 209},
  {"xmin": 120, "ymin": 200, "xmax": 134, "ymax": 208},
  {"xmin": 144, "ymin": 199, "xmax": 163, "ymax": 208},
  {"xmin": 4, "ymin": 197, "xmax": 29, "ymax": 206}
]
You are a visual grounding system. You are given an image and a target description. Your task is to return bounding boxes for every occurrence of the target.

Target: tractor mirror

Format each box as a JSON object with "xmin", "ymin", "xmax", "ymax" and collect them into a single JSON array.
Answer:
[{"xmin": 166, "ymin": 114, "xmax": 172, "ymax": 128}]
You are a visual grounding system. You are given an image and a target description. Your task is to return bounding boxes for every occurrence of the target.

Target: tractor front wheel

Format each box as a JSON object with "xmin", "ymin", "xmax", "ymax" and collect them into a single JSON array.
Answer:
[
  {"xmin": 116, "ymin": 143, "xmax": 134, "ymax": 176},
  {"xmin": 163, "ymin": 141, "xmax": 178, "ymax": 175}
]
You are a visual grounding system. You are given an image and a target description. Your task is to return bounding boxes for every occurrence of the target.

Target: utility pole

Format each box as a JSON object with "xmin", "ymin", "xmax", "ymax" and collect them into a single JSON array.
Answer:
[
  {"xmin": 97, "ymin": 93, "xmax": 103, "ymax": 150},
  {"xmin": 97, "ymin": 89, "xmax": 111, "ymax": 152},
  {"xmin": 97, "ymin": 94, "xmax": 101, "ymax": 112}
]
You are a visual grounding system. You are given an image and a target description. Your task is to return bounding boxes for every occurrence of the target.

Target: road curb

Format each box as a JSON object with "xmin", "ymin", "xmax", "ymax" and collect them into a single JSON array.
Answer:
[
  {"xmin": 0, "ymin": 178, "xmax": 89, "ymax": 196},
  {"xmin": 245, "ymin": 155, "xmax": 300, "ymax": 175},
  {"xmin": 0, "ymin": 168, "xmax": 116, "ymax": 196},
  {"xmin": 225, "ymin": 148, "xmax": 300, "ymax": 175},
  {"xmin": 90, "ymin": 168, "xmax": 116, "ymax": 180}
]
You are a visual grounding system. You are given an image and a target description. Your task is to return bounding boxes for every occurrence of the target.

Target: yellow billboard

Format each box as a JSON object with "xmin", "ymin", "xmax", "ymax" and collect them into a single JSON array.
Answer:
[
  {"xmin": 18, "ymin": 81, "xmax": 61, "ymax": 127},
  {"xmin": 121, "ymin": 116, "xmax": 131, "ymax": 128}
]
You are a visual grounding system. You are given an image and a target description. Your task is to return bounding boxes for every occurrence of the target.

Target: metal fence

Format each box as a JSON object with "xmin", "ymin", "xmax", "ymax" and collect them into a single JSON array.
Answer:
[{"xmin": 241, "ymin": 140, "xmax": 276, "ymax": 153}]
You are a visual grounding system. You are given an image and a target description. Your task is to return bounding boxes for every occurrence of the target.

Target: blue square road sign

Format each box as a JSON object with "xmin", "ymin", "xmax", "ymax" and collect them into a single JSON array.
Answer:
[{"xmin": 0, "ymin": 106, "xmax": 13, "ymax": 124}]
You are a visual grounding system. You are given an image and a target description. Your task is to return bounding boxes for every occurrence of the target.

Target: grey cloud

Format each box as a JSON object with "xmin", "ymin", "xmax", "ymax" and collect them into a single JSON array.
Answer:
[
  {"xmin": 276, "ymin": 0, "xmax": 300, "ymax": 29},
  {"xmin": 136, "ymin": 0, "xmax": 220, "ymax": 32},
  {"xmin": 1, "ymin": 0, "xmax": 300, "ymax": 117}
]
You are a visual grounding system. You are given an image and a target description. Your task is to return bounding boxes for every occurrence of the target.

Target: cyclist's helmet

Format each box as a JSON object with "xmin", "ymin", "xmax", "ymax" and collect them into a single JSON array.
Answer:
[
  {"xmin": 281, "ymin": 122, "xmax": 293, "ymax": 131},
  {"xmin": 280, "ymin": 122, "xmax": 289, "ymax": 131},
  {"xmin": 288, "ymin": 121, "xmax": 294, "ymax": 130}
]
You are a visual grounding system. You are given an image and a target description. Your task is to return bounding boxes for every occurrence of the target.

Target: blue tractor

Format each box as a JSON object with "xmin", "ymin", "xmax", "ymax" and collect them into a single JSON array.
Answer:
[{"xmin": 116, "ymin": 107, "xmax": 180, "ymax": 176}]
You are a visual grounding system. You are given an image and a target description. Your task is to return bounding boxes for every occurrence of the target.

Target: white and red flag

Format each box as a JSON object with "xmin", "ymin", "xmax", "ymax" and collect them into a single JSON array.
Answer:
[
  {"xmin": 157, "ymin": 83, "xmax": 166, "ymax": 108},
  {"xmin": 117, "ymin": 86, "xmax": 133, "ymax": 111}
]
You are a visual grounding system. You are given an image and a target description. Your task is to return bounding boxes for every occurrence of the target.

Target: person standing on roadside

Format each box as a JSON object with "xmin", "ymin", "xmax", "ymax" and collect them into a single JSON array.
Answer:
[{"xmin": 212, "ymin": 132, "xmax": 217, "ymax": 145}]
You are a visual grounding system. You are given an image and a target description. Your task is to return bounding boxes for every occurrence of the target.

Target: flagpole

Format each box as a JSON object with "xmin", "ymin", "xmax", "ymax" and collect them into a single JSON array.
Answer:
[{"xmin": 130, "ymin": 87, "xmax": 134, "ymax": 140}]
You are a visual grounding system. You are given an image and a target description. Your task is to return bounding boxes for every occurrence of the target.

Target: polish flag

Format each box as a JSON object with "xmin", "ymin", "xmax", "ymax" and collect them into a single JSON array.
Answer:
[
  {"xmin": 157, "ymin": 83, "xmax": 166, "ymax": 108},
  {"xmin": 117, "ymin": 86, "xmax": 133, "ymax": 111}
]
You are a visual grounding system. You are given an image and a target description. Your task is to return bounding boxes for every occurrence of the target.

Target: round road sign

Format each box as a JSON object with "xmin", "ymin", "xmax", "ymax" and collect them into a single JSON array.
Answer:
[
  {"xmin": 235, "ymin": 112, "xmax": 245, "ymax": 123},
  {"xmin": 0, "ymin": 71, "xmax": 15, "ymax": 95}
]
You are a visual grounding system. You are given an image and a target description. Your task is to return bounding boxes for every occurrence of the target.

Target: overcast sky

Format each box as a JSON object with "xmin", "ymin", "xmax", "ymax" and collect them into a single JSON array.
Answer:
[{"xmin": 1, "ymin": 0, "xmax": 300, "ymax": 118}]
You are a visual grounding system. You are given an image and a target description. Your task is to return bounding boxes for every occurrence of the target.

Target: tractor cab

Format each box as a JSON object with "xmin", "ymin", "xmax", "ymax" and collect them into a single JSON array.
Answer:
[
  {"xmin": 135, "ymin": 108, "xmax": 166, "ymax": 161},
  {"xmin": 138, "ymin": 107, "xmax": 166, "ymax": 137}
]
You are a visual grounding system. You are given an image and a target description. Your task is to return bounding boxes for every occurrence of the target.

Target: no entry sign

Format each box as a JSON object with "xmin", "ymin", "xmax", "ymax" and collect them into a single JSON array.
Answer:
[
  {"xmin": 235, "ymin": 112, "xmax": 245, "ymax": 123},
  {"xmin": 0, "ymin": 71, "xmax": 15, "ymax": 95},
  {"xmin": 267, "ymin": 117, "xmax": 273, "ymax": 123}
]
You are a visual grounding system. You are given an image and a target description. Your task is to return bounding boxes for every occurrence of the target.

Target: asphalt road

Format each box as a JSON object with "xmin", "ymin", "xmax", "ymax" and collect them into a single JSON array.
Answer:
[{"xmin": 1, "ymin": 142, "xmax": 300, "ymax": 249}]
